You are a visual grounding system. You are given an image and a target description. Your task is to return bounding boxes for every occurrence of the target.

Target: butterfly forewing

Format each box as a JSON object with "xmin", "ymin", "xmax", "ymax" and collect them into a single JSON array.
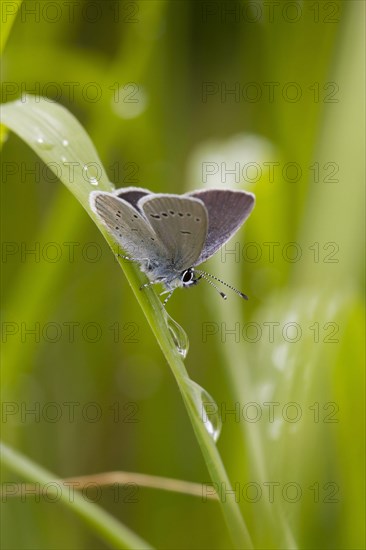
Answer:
[
  {"xmin": 138, "ymin": 194, "xmax": 208, "ymax": 270},
  {"xmin": 187, "ymin": 189, "xmax": 255, "ymax": 265},
  {"xmin": 90, "ymin": 191, "xmax": 164, "ymax": 261}
]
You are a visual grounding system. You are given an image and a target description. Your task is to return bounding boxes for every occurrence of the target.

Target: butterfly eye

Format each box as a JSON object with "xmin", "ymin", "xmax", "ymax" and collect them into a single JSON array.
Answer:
[{"xmin": 181, "ymin": 268, "xmax": 195, "ymax": 286}]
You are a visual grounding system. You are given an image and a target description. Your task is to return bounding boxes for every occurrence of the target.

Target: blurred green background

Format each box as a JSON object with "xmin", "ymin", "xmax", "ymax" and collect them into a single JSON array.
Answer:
[{"xmin": 1, "ymin": 1, "xmax": 364, "ymax": 549}]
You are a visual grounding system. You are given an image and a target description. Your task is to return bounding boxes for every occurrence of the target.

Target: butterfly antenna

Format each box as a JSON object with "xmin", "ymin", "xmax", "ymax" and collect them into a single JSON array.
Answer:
[
  {"xmin": 196, "ymin": 270, "xmax": 248, "ymax": 300},
  {"xmin": 196, "ymin": 271, "xmax": 227, "ymax": 300}
]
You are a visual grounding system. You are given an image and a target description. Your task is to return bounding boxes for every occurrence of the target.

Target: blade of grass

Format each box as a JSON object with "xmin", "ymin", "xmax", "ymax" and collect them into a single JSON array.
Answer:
[
  {"xmin": 0, "ymin": 441, "xmax": 153, "ymax": 550},
  {"xmin": 1, "ymin": 96, "xmax": 253, "ymax": 549},
  {"xmin": 1, "ymin": 471, "xmax": 219, "ymax": 500}
]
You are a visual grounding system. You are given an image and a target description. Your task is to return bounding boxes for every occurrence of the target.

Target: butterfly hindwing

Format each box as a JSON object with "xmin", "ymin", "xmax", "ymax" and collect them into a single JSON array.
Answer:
[{"xmin": 186, "ymin": 189, "xmax": 255, "ymax": 265}]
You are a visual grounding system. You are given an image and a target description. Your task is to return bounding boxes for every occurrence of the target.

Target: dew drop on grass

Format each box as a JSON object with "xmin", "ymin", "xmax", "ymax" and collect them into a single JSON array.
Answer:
[
  {"xmin": 62, "ymin": 139, "xmax": 69, "ymax": 147},
  {"xmin": 35, "ymin": 137, "xmax": 54, "ymax": 150},
  {"xmin": 185, "ymin": 379, "xmax": 222, "ymax": 443},
  {"xmin": 82, "ymin": 164, "xmax": 99, "ymax": 186},
  {"xmin": 165, "ymin": 311, "xmax": 189, "ymax": 358}
]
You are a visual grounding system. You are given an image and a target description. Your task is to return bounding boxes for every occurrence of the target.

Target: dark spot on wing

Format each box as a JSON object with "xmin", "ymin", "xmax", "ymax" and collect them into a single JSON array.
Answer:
[
  {"xmin": 180, "ymin": 231, "xmax": 191, "ymax": 235},
  {"xmin": 150, "ymin": 214, "xmax": 160, "ymax": 219}
]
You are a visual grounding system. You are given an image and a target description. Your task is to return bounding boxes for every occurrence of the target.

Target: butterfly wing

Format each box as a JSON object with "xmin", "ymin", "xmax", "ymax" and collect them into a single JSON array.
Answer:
[
  {"xmin": 186, "ymin": 189, "xmax": 255, "ymax": 265},
  {"xmin": 114, "ymin": 186, "xmax": 152, "ymax": 210},
  {"xmin": 90, "ymin": 190, "xmax": 164, "ymax": 261},
  {"xmin": 138, "ymin": 194, "xmax": 208, "ymax": 271}
]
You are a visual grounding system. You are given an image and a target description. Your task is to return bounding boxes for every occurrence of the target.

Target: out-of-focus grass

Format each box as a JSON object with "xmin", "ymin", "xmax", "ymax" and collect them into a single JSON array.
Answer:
[
  {"xmin": 0, "ymin": 0, "xmax": 22, "ymax": 55},
  {"xmin": 1, "ymin": 1, "xmax": 364, "ymax": 549}
]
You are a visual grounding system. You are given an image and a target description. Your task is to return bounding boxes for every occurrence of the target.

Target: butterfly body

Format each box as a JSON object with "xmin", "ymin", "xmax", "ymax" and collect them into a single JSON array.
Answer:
[{"xmin": 90, "ymin": 187, "xmax": 255, "ymax": 303}]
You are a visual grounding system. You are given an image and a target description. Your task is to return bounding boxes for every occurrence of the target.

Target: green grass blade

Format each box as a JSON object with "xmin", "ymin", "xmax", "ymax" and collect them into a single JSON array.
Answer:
[
  {"xmin": 1, "ymin": 96, "xmax": 253, "ymax": 549},
  {"xmin": 0, "ymin": 441, "xmax": 153, "ymax": 549}
]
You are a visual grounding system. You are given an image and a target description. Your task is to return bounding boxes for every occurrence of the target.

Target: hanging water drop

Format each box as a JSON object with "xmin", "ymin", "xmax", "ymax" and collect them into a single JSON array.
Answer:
[
  {"xmin": 185, "ymin": 379, "xmax": 222, "ymax": 442},
  {"xmin": 165, "ymin": 311, "xmax": 189, "ymax": 358}
]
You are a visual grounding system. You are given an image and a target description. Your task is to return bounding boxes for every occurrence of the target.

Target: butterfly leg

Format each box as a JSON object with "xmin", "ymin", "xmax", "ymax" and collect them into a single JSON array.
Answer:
[
  {"xmin": 159, "ymin": 289, "xmax": 171, "ymax": 296},
  {"xmin": 139, "ymin": 280, "xmax": 155, "ymax": 290},
  {"xmin": 139, "ymin": 276, "xmax": 167, "ymax": 291},
  {"xmin": 139, "ymin": 283, "xmax": 173, "ymax": 306},
  {"xmin": 162, "ymin": 291, "xmax": 173, "ymax": 306},
  {"xmin": 117, "ymin": 253, "xmax": 148, "ymax": 262}
]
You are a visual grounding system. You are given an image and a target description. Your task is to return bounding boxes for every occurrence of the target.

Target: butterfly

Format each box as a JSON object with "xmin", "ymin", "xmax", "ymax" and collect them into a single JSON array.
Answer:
[{"xmin": 90, "ymin": 187, "xmax": 255, "ymax": 305}]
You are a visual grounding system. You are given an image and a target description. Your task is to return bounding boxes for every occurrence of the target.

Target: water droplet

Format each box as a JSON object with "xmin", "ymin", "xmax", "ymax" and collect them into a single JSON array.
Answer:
[
  {"xmin": 35, "ymin": 137, "xmax": 54, "ymax": 150},
  {"xmin": 185, "ymin": 380, "xmax": 222, "ymax": 443},
  {"xmin": 164, "ymin": 311, "xmax": 189, "ymax": 358},
  {"xmin": 60, "ymin": 156, "xmax": 68, "ymax": 163},
  {"xmin": 62, "ymin": 139, "xmax": 69, "ymax": 147},
  {"xmin": 82, "ymin": 163, "xmax": 101, "ymax": 186}
]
